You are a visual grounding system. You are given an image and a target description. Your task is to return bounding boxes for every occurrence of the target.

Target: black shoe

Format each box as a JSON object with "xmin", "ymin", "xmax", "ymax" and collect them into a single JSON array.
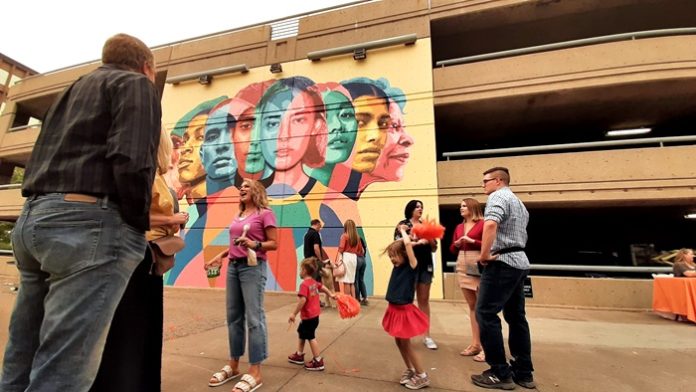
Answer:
[
  {"xmin": 471, "ymin": 369, "xmax": 516, "ymax": 390},
  {"xmin": 512, "ymin": 374, "xmax": 536, "ymax": 389}
]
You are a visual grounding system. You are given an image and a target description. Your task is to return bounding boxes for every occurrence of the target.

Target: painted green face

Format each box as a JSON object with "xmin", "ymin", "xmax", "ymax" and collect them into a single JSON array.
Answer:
[
  {"xmin": 322, "ymin": 91, "xmax": 357, "ymax": 164},
  {"xmin": 246, "ymin": 100, "xmax": 283, "ymax": 174}
]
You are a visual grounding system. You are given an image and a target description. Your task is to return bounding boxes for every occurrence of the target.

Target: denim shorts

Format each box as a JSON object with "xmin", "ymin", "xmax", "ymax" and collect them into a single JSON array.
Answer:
[{"xmin": 416, "ymin": 263, "xmax": 433, "ymax": 285}]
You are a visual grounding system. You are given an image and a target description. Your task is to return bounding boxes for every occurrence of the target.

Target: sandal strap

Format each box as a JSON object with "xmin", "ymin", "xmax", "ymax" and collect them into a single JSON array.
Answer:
[
  {"xmin": 212, "ymin": 365, "xmax": 234, "ymax": 381},
  {"xmin": 233, "ymin": 374, "xmax": 259, "ymax": 392}
]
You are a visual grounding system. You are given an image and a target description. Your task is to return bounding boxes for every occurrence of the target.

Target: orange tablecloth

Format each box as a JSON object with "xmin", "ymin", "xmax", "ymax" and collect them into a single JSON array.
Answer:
[{"xmin": 652, "ymin": 278, "xmax": 696, "ymax": 323}]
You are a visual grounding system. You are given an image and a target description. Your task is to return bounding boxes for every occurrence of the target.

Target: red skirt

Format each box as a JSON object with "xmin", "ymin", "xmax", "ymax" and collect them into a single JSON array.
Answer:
[{"xmin": 382, "ymin": 303, "xmax": 429, "ymax": 339}]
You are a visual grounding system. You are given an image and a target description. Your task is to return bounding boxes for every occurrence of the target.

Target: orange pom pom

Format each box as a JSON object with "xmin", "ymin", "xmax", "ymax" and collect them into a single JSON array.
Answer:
[
  {"xmin": 336, "ymin": 294, "xmax": 361, "ymax": 319},
  {"xmin": 411, "ymin": 216, "xmax": 445, "ymax": 240}
]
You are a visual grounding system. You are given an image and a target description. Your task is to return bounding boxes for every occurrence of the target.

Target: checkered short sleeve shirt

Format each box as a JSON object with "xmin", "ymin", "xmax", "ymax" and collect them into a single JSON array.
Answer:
[{"xmin": 484, "ymin": 187, "xmax": 530, "ymax": 270}]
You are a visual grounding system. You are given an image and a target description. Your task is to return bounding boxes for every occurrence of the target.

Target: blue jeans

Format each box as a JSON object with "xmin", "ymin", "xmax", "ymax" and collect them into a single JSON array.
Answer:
[
  {"xmin": 354, "ymin": 255, "xmax": 367, "ymax": 301},
  {"xmin": 476, "ymin": 261, "xmax": 534, "ymax": 380},
  {"xmin": 226, "ymin": 259, "xmax": 268, "ymax": 364},
  {"xmin": 1, "ymin": 194, "xmax": 146, "ymax": 392}
]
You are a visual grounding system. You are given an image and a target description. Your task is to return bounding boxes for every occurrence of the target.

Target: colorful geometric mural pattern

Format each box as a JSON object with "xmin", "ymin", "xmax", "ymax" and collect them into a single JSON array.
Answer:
[{"xmin": 162, "ymin": 75, "xmax": 420, "ymax": 295}]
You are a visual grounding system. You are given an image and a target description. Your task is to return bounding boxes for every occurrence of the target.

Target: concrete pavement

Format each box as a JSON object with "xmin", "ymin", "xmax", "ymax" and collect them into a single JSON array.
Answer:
[{"xmin": 2, "ymin": 258, "xmax": 695, "ymax": 391}]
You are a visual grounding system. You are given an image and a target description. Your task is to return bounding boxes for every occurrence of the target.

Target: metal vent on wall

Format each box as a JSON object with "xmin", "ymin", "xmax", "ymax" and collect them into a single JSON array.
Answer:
[{"xmin": 271, "ymin": 18, "xmax": 299, "ymax": 40}]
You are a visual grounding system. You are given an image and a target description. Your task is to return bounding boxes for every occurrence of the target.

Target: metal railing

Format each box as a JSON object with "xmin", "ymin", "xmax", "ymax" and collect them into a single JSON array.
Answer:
[
  {"xmin": 166, "ymin": 64, "xmax": 249, "ymax": 85},
  {"xmin": 445, "ymin": 261, "xmax": 671, "ymax": 274},
  {"xmin": 0, "ymin": 184, "xmax": 21, "ymax": 190},
  {"xmin": 0, "ymin": 249, "xmax": 13, "ymax": 256},
  {"xmin": 442, "ymin": 135, "xmax": 696, "ymax": 159},
  {"xmin": 307, "ymin": 34, "xmax": 418, "ymax": 61},
  {"xmin": 436, "ymin": 27, "xmax": 696, "ymax": 67}
]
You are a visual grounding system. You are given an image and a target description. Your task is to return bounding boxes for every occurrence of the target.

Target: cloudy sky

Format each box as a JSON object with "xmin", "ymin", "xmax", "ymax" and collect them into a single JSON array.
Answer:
[{"xmin": 4, "ymin": 0, "xmax": 364, "ymax": 73}]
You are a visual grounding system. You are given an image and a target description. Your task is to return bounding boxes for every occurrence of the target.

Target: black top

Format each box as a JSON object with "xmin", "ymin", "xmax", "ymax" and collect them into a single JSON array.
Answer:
[
  {"xmin": 22, "ymin": 65, "xmax": 162, "ymax": 232},
  {"xmin": 303, "ymin": 227, "xmax": 323, "ymax": 282},
  {"xmin": 394, "ymin": 219, "xmax": 434, "ymax": 270},
  {"xmin": 303, "ymin": 228, "xmax": 322, "ymax": 258},
  {"xmin": 385, "ymin": 262, "xmax": 417, "ymax": 305}
]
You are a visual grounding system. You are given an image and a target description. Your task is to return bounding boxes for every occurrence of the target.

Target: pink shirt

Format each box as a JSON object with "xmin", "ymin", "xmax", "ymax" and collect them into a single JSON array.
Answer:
[
  {"xmin": 298, "ymin": 278, "xmax": 322, "ymax": 320},
  {"xmin": 228, "ymin": 208, "xmax": 277, "ymax": 259}
]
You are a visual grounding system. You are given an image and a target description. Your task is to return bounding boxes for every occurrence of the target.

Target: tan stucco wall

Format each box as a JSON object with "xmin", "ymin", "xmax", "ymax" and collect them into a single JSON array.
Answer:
[
  {"xmin": 437, "ymin": 146, "xmax": 696, "ymax": 206},
  {"xmin": 443, "ymin": 273, "xmax": 653, "ymax": 309}
]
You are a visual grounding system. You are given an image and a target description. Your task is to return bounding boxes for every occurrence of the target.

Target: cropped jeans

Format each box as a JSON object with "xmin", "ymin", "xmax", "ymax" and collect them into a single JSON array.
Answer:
[
  {"xmin": 226, "ymin": 258, "xmax": 268, "ymax": 364},
  {"xmin": 476, "ymin": 261, "xmax": 534, "ymax": 380},
  {"xmin": 1, "ymin": 194, "xmax": 146, "ymax": 392}
]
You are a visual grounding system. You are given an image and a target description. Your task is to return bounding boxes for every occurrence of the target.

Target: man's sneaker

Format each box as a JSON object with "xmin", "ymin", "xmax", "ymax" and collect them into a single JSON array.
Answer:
[
  {"xmin": 423, "ymin": 336, "xmax": 438, "ymax": 350},
  {"xmin": 304, "ymin": 357, "xmax": 325, "ymax": 371},
  {"xmin": 288, "ymin": 352, "xmax": 305, "ymax": 365},
  {"xmin": 471, "ymin": 369, "xmax": 516, "ymax": 390},
  {"xmin": 400, "ymin": 368, "xmax": 415, "ymax": 385},
  {"xmin": 512, "ymin": 374, "xmax": 536, "ymax": 389},
  {"xmin": 405, "ymin": 373, "xmax": 431, "ymax": 390}
]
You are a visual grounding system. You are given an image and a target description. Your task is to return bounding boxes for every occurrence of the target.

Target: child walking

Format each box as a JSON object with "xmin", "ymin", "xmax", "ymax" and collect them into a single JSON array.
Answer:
[
  {"xmin": 288, "ymin": 257, "xmax": 337, "ymax": 371},
  {"xmin": 382, "ymin": 227, "xmax": 431, "ymax": 389}
]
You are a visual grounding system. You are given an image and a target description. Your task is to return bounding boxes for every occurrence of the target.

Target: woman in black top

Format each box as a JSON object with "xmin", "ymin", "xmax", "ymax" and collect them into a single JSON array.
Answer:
[{"xmin": 394, "ymin": 199, "xmax": 438, "ymax": 350}]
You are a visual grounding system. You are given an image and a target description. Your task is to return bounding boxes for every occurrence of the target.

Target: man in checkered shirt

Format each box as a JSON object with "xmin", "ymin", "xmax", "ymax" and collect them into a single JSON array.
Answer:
[{"xmin": 471, "ymin": 167, "xmax": 536, "ymax": 390}]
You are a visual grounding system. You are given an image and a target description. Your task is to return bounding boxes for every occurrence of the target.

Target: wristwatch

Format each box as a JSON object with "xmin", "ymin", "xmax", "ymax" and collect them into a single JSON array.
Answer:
[{"xmin": 255, "ymin": 241, "xmax": 262, "ymax": 250}]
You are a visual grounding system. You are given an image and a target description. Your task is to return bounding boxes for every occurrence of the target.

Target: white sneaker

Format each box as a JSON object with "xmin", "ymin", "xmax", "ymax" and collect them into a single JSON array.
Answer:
[{"xmin": 423, "ymin": 336, "xmax": 438, "ymax": 350}]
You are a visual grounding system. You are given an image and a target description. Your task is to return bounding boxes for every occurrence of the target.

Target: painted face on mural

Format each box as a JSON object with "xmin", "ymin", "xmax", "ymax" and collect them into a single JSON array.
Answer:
[
  {"xmin": 351, "ymin": 96, "xmax": 390, "ymax": 173},
  {"xmin": 370, "ymin": 100, "xmax": 413, "ymax": 181},
  {"xmin": 201, "ymin": 108, "xmax": 236, "ymax": 181},
  {"xmin": 178, "ymin": 114, "xmax": 208, "ymax": 184},
  {"xmin": 232, "ymin": 107, "xmax": 256, "ymax": 177},
  {"xmin": 171, "ymin": 135, "xmax": 183, "ymax": 168},
  {"xmin": 261, "ymin": 92, "xmax": 316, "ymax": 171},
  {"xmin": 246, "ymin": 86, "xmax": 297, "ymax": 175},
  {"xmin": 323, "ymin": 90, "xmax": 357, "ymax": 164}
]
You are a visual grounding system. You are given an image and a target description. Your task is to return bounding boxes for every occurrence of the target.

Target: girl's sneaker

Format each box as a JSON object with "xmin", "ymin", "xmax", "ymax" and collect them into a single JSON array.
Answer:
[
  {"xmin": 405, "ymin": 374, "xmax": 430, "ymax": 390},
  {"xmin": 400, "ymin": 369, "xmax": 415, "ymax": 385}
]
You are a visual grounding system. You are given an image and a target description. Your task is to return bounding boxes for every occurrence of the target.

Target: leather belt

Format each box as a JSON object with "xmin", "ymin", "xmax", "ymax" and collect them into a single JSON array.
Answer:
[{"xmin": 63, "ymin": 193, "xmax": 100, "ymax": 203}]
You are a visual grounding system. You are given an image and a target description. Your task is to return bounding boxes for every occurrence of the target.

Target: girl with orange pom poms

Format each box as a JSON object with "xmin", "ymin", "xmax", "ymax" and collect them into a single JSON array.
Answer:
[{"xmin": 381, "ymin": 227, "xmax": 431, "ymax": 390}]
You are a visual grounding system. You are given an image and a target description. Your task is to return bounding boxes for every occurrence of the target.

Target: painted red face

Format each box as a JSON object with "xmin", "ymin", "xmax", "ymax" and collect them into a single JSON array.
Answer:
[{"xmin": 371, "ymin": 101, "xmax": 413, "ymax": 181}]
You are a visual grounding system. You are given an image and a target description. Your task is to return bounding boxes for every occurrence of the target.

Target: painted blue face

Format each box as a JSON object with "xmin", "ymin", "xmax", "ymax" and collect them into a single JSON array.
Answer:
[
  {"xmin": 323, "ymin": 90, "xmax": 357, "ymax": 164},
  {"xmin": 201, "ymin": 107, "xmax": 237, "ymax": 181}
]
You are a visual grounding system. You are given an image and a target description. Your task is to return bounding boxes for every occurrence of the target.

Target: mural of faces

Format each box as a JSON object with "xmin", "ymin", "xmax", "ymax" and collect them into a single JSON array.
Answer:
[
  {"xmin": 351, "ymin": 96, "xmax": 390, "ymax": 173},
  {"xmin": 166, "ymin": 77, "xmax": 417, "ymax": 297},
  {"xmin": 323, "ymin": 90, "xmax": 357, "ymax": 164},
  {"xmin": 169, "ymin": 78, "xmax": 412, "ymax": 192},
  {"xmin": 178, "ymin": 114, "xmax": 208, "ymax": 184}
]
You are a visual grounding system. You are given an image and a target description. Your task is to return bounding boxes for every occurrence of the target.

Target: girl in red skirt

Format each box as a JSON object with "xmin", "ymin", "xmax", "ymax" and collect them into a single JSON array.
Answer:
[{"xmin": 382, "ymin": 227, "xmax": 431, "ymax": 390}]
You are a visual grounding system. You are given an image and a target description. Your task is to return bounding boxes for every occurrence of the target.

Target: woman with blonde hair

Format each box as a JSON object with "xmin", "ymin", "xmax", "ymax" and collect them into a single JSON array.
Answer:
[
  {"xmin": 450, "ymin": 198, "xmax": 486, "ymax": 362},
  {"xmin": 673, "ymin": 248, "xmax": 696, "ymax": 277},
  {"xmin": 205, "ymin": 178, "xmax": 277, "ymax": 392},
  {"xmin": 91, "ymin": 128, "xmax": 189, "ymax": 391},
  {"xmin": 336, "ymin": 219, "xmax": 364, "ymax": 298}
]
